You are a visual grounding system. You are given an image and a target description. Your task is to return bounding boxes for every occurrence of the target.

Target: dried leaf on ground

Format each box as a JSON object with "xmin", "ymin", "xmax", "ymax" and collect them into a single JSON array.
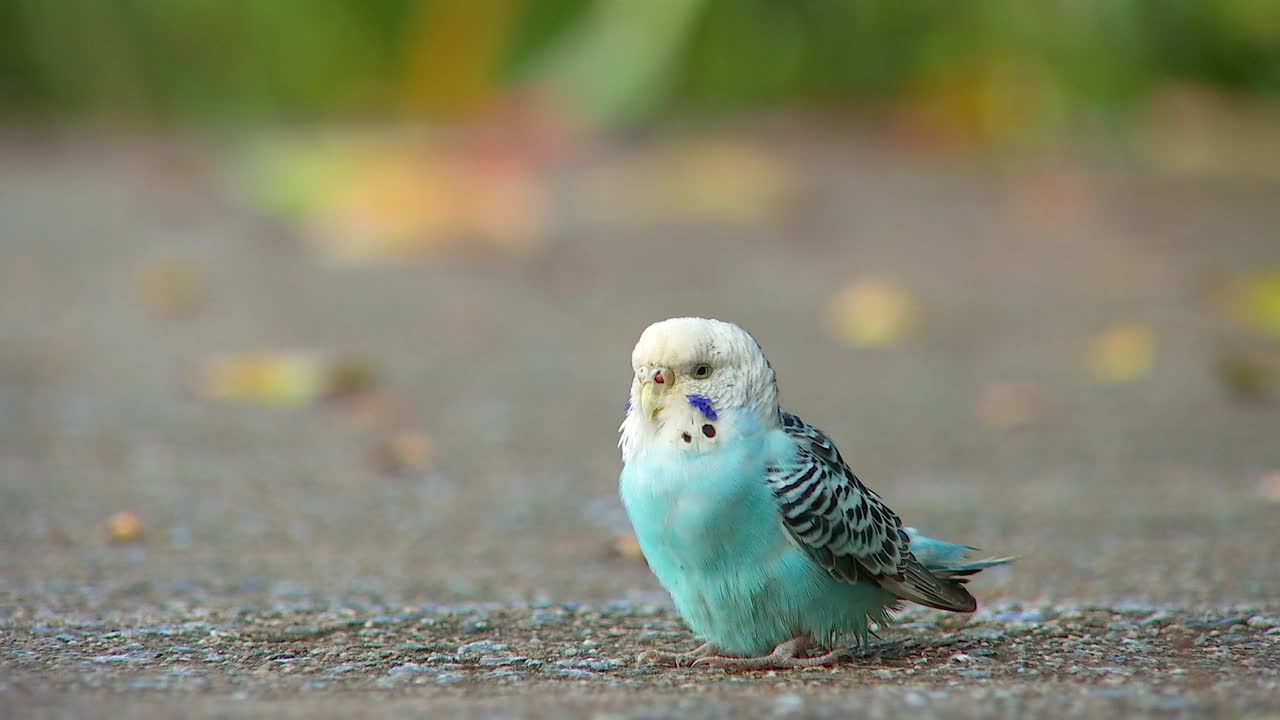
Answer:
[
  {"xmin": 366, "ymin": 429, "xmax": 435, "ymax": 475},
  {"xmin": 326, "ymin": 357, "xmax": 381, "ymax": 400},
  {"xmin": 240, "ymin": 133, "xmax": 550, "ymax": 265},
  {"xmin": 304, "ymin": 150, "xmax": 547, "ymax": 263},
  {"xmin": 1257, "ymin": 471, "xmax": 1280, "ymax": 503},
  {"xmin": 1005, "ymin": 166, "xmax": 1099, "ymax": 238},
  {"xmin": 608, "ymin": 533, "xmax": 646, "ymax": 563},
  {"xmin": 975, "ymin": 382, "xmax": 1044, "ymax": 429},
  {"xmin": 1217, "ymin": 346, "xmax": 1279, "ymax": 403},
  {"xmin": 1087, "ymin": 323, "xmax": 1155, "ymax": 383},
  {"xmin": 333, "ymin": 390, "xmax": 407, "ymax": 432},
  {"xmin": 104, "ymin": 511, "xmax": 144, "ymax": 544}
]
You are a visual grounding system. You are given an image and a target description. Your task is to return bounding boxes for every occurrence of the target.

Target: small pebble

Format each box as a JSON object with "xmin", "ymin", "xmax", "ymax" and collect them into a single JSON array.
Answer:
[
  {"xmin": 457, "ymin": 640, "xmax": 506, "ymax": 656},
  {"xmin": 478, "ymin": 655, "xmax": 525, "ymax": 667},
  {"xmin": 90, "ymin": 654, "xmax": 151, "ymax": 664},
  {"xmin": 993, "ymin": 609, "xmax": 1045, "ymax": 623},
  {"xmin": 532, "ymin": 610, "xmax": 569, "ymax": 625},
  {"xmin": 555, "ymin": 658, "xmax": 624, "ymax": 671}
]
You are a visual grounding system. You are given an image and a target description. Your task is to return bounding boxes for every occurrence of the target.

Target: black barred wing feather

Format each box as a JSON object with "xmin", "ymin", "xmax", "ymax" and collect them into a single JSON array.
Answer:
[
  {"xmin": 768, "ymin": 411, "xmax": 976, "ymax": 613},
  {"xmin": 770, "ymin": 412, "xmax": 905, "ymax": 580}
]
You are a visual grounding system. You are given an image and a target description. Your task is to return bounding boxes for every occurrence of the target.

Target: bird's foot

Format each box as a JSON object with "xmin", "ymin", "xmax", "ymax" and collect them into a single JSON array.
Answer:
[
  {"xmin": 636, "ymin": 642, "xmax": 721, "ymax": 667},
  {"xmin": 691, "ymin": 635, "xmax": 848, "ymax": 670}
]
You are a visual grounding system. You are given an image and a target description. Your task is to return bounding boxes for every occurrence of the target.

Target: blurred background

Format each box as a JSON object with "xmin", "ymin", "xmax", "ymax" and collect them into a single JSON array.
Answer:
[
  {"xmin": 4, "ymin": 0, "xmax": 1280, "ymax": 137},
  {"xmin": 2, "ymin": 0, "xmax": 1279, "ymax": 617}
]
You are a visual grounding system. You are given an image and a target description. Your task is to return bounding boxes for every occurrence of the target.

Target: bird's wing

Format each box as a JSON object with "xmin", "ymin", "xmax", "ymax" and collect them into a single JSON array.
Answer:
[{"xmin": 767, "ymin": 410, "xmax": 976, "ymax": 613}]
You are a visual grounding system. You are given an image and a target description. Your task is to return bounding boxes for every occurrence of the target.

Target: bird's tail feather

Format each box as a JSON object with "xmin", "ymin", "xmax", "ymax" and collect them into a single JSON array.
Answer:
[
  {"xmin": 879, "ymin": 528, "xmax": 1014, "ymax": 613},
  {"xmin": 905, "ymin": 527, "xmax": 1015, "ymax": 576},
  {"xmin": 930, "ymin": 556, "xmax": 1017, "ymax": 580}
]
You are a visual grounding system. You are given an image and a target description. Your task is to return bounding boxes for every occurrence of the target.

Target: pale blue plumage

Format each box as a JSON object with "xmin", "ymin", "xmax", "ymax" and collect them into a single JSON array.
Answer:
[
  {"xmin": 619, "ymin": 317, "xmax": 1009, "ymax": 662},
  {"xmin": 621, "ymin": 410, "xmax": 1002, "ymax": 656},
  {"xmin": 621, "ymin": 414, "xmax": 894, "ymax": 655}
]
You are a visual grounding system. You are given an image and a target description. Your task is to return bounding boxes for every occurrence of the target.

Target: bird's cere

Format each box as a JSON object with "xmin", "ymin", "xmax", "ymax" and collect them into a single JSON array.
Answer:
[{"xmin": 686, "ymin": 394, "xmax": 718, "ymax": 421}]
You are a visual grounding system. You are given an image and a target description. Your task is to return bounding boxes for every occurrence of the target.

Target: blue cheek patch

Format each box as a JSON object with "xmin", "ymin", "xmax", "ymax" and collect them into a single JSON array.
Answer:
[
  {"xmin": 624, "ymin": 397, "xmax": 632, "ymax": 416},
  {"xmin": 686, "ymin": 394, "xmax": 718, "ymax": 421}
]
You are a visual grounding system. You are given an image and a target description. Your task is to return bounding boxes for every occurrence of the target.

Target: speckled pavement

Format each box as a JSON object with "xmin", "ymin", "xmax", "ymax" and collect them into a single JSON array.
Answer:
[{"xmin": 2, "ymin": 132, "xmax": 1278, "ymax": 718}]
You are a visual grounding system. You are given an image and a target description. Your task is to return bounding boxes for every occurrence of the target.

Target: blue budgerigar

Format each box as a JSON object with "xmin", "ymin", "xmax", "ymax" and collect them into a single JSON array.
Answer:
[{"xmin": 619, "ymin": 317, "xmax": 1010, "ymax": 669}]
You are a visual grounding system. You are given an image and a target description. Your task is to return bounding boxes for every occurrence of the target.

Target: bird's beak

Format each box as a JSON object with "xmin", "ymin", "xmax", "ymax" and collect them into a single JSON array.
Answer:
[{"xmin": 638, "ymin": 367, "xmax": 671, "ymax": 419}]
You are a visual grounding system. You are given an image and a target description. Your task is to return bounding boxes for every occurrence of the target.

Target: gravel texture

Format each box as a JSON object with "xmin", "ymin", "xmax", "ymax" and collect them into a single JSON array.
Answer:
[{"xmin": 4, "ymin": 603, "xmax": 1279, "ymax": 717}]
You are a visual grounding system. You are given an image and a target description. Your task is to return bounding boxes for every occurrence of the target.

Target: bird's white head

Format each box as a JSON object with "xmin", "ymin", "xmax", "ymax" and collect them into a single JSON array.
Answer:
[{"xmin": 619, "ymin": 317, "xmax": 778, "ymax": 459}]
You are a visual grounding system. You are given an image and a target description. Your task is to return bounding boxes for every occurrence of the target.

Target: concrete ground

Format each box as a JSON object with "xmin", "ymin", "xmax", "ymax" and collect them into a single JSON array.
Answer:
[{"xmin": 1, "ymin": 128, "xmax": 1278, "ymax": 718}]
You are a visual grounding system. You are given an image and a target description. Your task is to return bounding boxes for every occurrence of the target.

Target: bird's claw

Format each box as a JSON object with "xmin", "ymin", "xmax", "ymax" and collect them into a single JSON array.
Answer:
[
  {"xmin": 636, "ymin": 642, "xmax": 720, "ymax": 667},
  {"xmin": 685, "ymin": 636, "xmax": 850, "ymax": 670},
  {"xmin": 636, "ymin": 649, "xmax": 683, "ymax": 667},
  {"xmin": 689, "ymin": 655, "xmax": 737, "ymax": 669},
  {"xmin": 689, "ymin": 649, "xmax": 848, "ymax": 670}
]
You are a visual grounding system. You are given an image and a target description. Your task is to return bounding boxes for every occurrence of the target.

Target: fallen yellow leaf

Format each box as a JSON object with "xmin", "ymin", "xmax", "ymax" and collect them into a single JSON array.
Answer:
[
  {"xmin": 197, "ymin": 352, "xmax": 325, "ymax": 405},
  {"xmin": 195, "ymin": 352, "xmax": 356, "ymax": 406},
  {"xmin": 826, "ymin": 279, "xmax": 917, "ymax": 348},
  {"xmin": 1230, "ymin": 270, "xmax": 1280, "ymax": 339},
  {"xmin": 1087, "ymin": 324, "xmax": 1156, "ymax": 383}
]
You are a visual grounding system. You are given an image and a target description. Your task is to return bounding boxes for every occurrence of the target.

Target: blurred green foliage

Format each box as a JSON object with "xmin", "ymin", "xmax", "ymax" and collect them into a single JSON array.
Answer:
[{"xmin": 1, "ymin": 0, "xmax": 1277, "ymax": 127}]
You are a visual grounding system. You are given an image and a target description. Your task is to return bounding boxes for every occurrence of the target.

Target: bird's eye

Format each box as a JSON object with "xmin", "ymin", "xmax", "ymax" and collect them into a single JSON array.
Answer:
[{"xmin": 692, "ymin": 364, "xmax": 713, "ymax": 379}]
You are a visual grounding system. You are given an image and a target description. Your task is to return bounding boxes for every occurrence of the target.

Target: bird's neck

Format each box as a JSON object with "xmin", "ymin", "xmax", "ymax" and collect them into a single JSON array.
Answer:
[{"xmin": 619, "ymin": 400, "xmax": 777, "ymax": 464}]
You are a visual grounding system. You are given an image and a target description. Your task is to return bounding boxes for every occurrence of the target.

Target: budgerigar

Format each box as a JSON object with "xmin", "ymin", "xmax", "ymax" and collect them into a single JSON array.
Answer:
[{"xmin": 619, "ymin": 317, "xmax": 1010, "ymax": 669}]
